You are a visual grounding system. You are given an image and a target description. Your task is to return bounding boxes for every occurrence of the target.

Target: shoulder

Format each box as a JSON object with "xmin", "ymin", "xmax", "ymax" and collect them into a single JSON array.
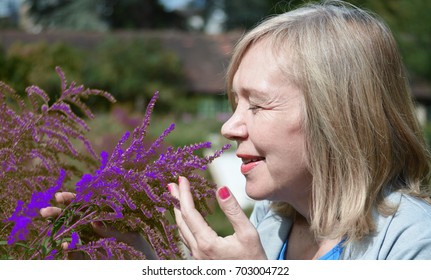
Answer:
[
  {"xmin": 386, "ymin": 191, "xmax": 431, "ymax": 229},
  {"xmin": 385, "ymin": 192, "xmax": 431, "ymax": 243},
  {"xmin": 344, "ymin": 191, "xmax": 431, "ymax": 259},
  {"xmin": 380, "ymin": 192, "xmax": 431, "ymax": 259}
]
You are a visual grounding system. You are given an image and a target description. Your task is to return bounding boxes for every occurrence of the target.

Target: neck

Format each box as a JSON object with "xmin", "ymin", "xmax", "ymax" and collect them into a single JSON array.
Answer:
[{"xmin": 285, "ymin": 215, "xmax": 341, "ymax": 260}]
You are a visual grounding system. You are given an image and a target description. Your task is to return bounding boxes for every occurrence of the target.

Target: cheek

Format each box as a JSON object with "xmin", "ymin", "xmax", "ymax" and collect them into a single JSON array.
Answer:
[
  {"xmin": 257, "ymin": 115, "xmax": 304, "ymax": 149},
  {"xmin": 250, "ymin": 108, "xmax": 306, "ymax": 155},
  {"xmin": 264, "ymin": 121, "xmax": 308, "ymax": 170},
  {"xmin": 269, "ymin": 137, "xmax": 311, "ymax": 192}
]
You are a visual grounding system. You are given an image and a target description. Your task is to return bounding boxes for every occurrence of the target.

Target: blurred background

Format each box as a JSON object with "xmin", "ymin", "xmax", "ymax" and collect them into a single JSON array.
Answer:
[{"xmin": 0, "ymin": 0, "xmax": 430, "ymax": 236}]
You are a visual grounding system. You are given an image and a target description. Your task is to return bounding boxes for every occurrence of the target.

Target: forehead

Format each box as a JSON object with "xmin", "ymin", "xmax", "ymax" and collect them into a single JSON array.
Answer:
[{"xmin": 232, "ymin": 39, "xmax": 296, "ymax": 99}]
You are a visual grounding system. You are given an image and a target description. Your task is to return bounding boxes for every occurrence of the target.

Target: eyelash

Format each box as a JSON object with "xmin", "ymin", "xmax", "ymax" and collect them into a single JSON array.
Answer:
[{"xmin": 248, "ymin": 105, "xmax": 263, "ymax": 112}]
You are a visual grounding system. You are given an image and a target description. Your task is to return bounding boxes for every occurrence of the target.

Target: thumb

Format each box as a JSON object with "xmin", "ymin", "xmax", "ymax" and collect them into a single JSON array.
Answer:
[
  {"xmin": 91, "ymin": 222, "xmax": 158, "ymax": 259},
  {"xmin": 91, "ymin": 221, "xmax": 129, "ymax": 240},
  {"xmin": 216, "ymin": 186, "xmax": 254, "ymax": 237},
  {"xmin": 91, "ymin": 221, "xmax": 113, "ymax": 238}
]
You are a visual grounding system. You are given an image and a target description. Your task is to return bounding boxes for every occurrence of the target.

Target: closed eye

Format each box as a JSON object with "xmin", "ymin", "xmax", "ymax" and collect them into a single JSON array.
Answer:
[{"xmin": 248, "ymin": 105, "xmax": 263, "ymax": 113}]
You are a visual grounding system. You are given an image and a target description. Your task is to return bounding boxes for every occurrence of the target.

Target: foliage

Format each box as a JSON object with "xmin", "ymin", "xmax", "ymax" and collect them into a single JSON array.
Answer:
[
  {"xmin": 26, "ymin": 0, "xmax": 109, "ymax": 31},
  {"xmin": 0, "ymin": 67, "xmax": 230, "ymax": 259},
  {"xmin": 25, "ymin": 0, "xmax": 186, "ymax": 31},
  {"xmin": 1, "ymin": 41, "xmax": 85, "ymax": 96},
  {"xmin": 224, "ymin": 0, "xmax": 295, "ymax": 30},
  {"xmin": 83, "ymin": 37, "xmax": 187, "ymax": 112},
  {"xmin": 0, "ymin": 67, "xmax": 111, "ymax": 220},
  {"xmin": 348, "ymin": 0, "xmax": 431, "ymax": 81},
  {"xmin": 0, "ymin": 38, "xmax": 186, "ymax": 113}
]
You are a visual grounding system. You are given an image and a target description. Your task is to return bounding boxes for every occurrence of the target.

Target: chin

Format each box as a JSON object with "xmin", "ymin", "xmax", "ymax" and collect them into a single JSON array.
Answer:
[{"xmin": 245, "ymin": 185, "xmax": 274, "ymax": 201}]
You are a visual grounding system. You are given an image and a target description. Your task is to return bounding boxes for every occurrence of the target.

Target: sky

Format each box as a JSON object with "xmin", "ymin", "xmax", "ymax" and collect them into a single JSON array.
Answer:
[
  {"xmin": 0, "ymin": 0, "xmax": 21, "ymax": 17},
  {"xmin": 158, "ymin": 0, "xmax": 192, "ymax": 11}
]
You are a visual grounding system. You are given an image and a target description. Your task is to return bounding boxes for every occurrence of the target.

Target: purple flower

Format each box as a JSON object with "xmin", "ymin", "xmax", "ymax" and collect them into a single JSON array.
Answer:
[
  {"xmin": 68, "ymin": 232, "xmax": 79, "ymax": 250},
  {"xmin": 44, "ymin": 249, "xmax": 58, "ymax": 260},
  {"xmin": 1, "ymin": 67, "xmax": 231, "ymax": 260},
  {"xmin": 60, "ymin": 91, "xmax": 231, "ymax": 259},
  {"xmin": 6, "ymin": 170, "xmax": 66, "ymax": 245},
  {"xmin": 7, "ymin": 216, "xmax": 32, "ymax": 245}
]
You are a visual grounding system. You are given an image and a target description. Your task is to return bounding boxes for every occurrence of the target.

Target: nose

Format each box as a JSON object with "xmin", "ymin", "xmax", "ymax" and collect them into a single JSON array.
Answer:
[{"xmin": 221, "ymin": 108, "xmax": 248, "ymax": 141}]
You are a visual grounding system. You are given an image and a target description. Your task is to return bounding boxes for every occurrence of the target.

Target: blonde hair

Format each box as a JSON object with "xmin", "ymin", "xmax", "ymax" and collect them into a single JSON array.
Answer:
[{"xmin": 226, "ymin": 0, "xmax": 431, "ymax": 242}]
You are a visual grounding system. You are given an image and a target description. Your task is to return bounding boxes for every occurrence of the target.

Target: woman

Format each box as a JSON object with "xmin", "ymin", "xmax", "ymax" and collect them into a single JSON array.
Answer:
[{"xmin": 168, "ymin": 0, "xmax": 431, "ymax": 259}]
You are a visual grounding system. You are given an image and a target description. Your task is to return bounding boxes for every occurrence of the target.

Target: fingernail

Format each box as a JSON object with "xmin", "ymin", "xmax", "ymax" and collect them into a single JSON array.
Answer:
[
  {"xmin": 178, "ymin": 176, "xmax": 182, "ymax": 184},
  {"xmin": 218, "ymin": 186, "xmax": 230, "ymax": 200},
  {"xmin": 91, "ymin": 221, "xmax": 104, "ymax": 228},
  {"xmin": 167, "ymin": 184, "xmax": 172, "ymax": 193},
  {"xmin": 39, "ymin": 208, "xmax": 46, "ymax": 215}
]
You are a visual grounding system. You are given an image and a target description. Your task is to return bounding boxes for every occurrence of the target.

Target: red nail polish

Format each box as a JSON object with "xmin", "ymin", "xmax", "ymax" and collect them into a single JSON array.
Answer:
[
  {"xmin": 218, "ymin": 186, "xmax": 230, "ymax": 200},
  {"xmin": 167, "ymin": 184, "xmax": 172, "ymax": 193}
]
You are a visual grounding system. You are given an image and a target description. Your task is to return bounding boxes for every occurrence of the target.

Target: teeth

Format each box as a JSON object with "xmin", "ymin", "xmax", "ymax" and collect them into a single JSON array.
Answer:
[{"xmin": 243, "ymin": 158, "xmax": 262, "ymax": 164}]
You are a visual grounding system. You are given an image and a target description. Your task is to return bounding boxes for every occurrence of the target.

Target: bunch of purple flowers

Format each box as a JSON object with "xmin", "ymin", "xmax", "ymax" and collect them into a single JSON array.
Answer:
[{"xmin": 0, "ymin": 67, "xmax": 230, "ymax": 259}]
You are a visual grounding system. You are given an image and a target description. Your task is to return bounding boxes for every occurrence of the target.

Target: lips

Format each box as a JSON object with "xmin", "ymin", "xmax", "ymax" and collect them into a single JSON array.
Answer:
[{"xmin": 238, "ymin": 155, "xmax": 265, "ymax": 174}]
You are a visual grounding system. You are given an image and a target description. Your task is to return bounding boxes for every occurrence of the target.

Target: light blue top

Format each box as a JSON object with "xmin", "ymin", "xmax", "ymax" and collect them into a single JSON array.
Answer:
[{"xmin": 250, "ymin": 190, "xmax": 431, "ymax": 260}]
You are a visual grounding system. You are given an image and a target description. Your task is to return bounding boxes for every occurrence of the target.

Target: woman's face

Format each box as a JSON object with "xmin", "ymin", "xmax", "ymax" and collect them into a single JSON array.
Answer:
[{"xmin": 221, "ymin": 39, "xmax": 312, "ymax": 207}]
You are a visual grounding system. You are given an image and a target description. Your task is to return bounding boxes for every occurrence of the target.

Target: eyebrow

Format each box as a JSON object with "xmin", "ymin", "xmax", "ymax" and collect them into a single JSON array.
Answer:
[
  {"xmin": 242, "ymin": 88, "xmax": 275, "ymax": 105},
  {"xmin": 232, "ymin": 87, "xmax": 268, "ymax": 99}
]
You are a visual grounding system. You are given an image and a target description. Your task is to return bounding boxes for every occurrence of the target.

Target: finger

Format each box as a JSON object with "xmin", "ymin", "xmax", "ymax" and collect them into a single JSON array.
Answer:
[
  {"xmin": 54, "ymin": 192, "xmax": 76, "ymax": 205},
  {"xmin": 91, "ymin": 221, "xmax": 113, "ymax": 238},
  {"xmin": 91, "ymin": 221, "xmax": 140, "ymax": 244},
  {"xmin": 176, "ymin": 176, "xmax": 218, "ymax": 242},
  {"xmin": 91, "ymin": 221, "xmax": 158, "ymax": 259},
  {"xmin": 40, "ymin": 206, "xmax": 62, "ymax": 218},
  {"xmin": 61, "ymin": 242, "xmax": 87, "ymax": 259},
  {"xmin": 90, "ymin": 221, "xmax": 134, "ymax": 246},
  {"xmin": 168, "ymin": 182, "xmax": 198, "ymax": 250},
  {"xmin": 216, "ymin": 186, "xmax": 255, "ymax": 238},
  {"xmin": 177, "ymin": 231, "xmax": 188, "ymax": 248}
]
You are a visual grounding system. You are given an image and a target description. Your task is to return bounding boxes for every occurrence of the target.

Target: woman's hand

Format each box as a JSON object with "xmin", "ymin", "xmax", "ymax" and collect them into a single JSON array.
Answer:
[
  {"xmin": 168, "ymin": 176, "xmax": 267, "ymax": 260},
  {"xmin": 39, "ymin": 192, "xmax": 76, "ymax": 220},
  {"xmin": 39, "ymin": 192, "xmax": 157, "ymax": 259}
]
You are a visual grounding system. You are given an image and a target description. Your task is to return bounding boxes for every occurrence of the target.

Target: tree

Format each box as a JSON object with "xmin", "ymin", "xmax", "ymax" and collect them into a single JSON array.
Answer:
[
  {"xmin": 25, "ymin": 0, "xmax": 187, "ymax": 31},
  {"xmin": 349, "ymin": 0, "xmax": 431, "ymax": 83},
  {"xmin": 82, "ymin": 37, "xmax": 187, "ymax": 112},
  {"xmin": 25, "ymin": 0, "xmax": 109, "ymax": 31},
  {"xmin": 105, "ymin": 0, "xmax": 186, "ymax": 29}
]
